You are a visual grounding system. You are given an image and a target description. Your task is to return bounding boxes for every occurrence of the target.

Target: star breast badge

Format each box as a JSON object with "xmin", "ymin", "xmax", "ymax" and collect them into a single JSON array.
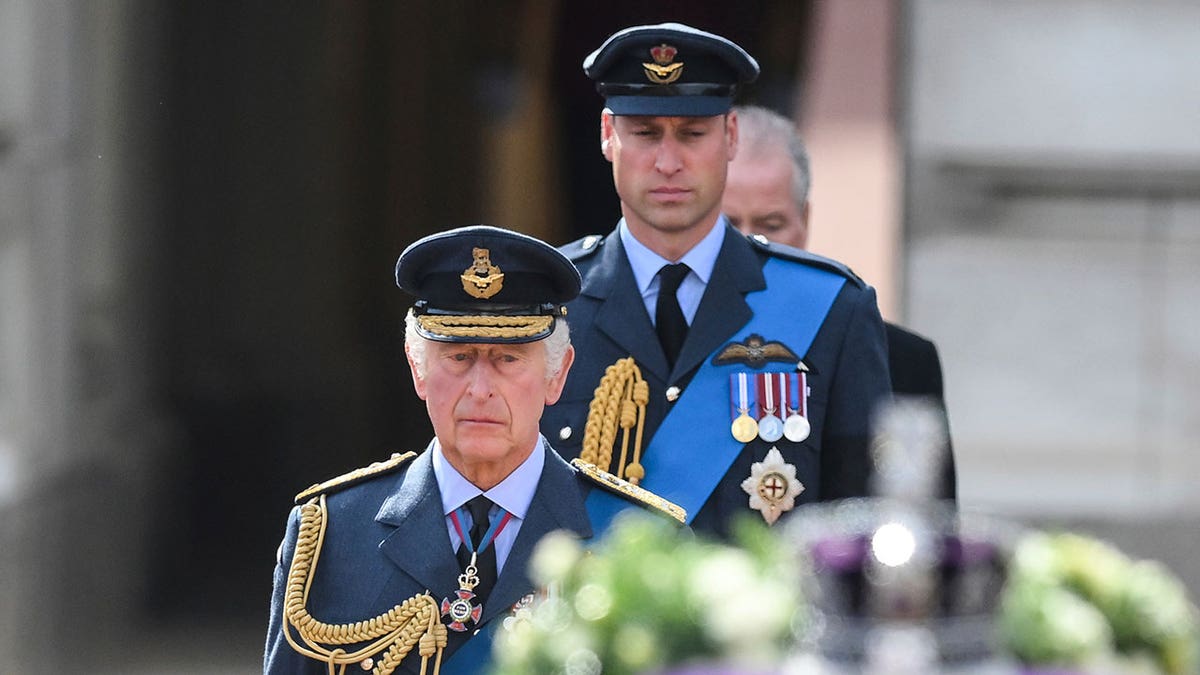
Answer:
[
  {"xmin": 740, "ymin": 446, "xmax": 804, "ymax": 525},
  {"xmin": 502, "ymin": 593, "xmax": 537, "ymax": 632}
]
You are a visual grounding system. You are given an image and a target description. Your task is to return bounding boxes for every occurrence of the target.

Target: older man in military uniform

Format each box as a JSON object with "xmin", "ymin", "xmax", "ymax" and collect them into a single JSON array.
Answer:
[
  {"xmin": 264, "ymin": 226, "xmax": 681, "ymax": 675},
  {"xmin": 540, "ymin": 23, "xmax": 892, "ymax": 538}
]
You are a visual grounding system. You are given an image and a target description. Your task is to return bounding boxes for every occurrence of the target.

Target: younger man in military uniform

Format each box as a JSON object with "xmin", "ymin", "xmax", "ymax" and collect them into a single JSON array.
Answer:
[
  {"xmin": 541, "ymin": 24, "xmax": 892, "ymax": 538},
  {"xmin": 264, "ymin": 226, "xmax": 681, "ymax": 675},
  {"xmin": 723, "ymin": 104, "xmax": 956, "ymax": 502}
]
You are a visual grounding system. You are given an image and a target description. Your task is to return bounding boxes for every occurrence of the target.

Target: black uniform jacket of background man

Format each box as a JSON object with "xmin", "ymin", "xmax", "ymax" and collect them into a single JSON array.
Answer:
[
  {"xmin": 885, "ymin": 322, "xmax": 957, "ymax": 501},
  {"xmin": 541, "ymin": 225, "xmax": 892, "ymax": 538}
]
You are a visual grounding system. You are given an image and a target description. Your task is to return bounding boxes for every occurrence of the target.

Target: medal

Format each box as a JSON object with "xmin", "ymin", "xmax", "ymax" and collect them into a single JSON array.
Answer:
[
  {"xmin": 441, "ymin": 557, "xmax": 484, "ymax": 632},
  {"xmin": 739, "ymin": 446, "xmax": 805, "ymax": 524},
  {"xmin": 782, "ymin": 372, "xmax": 810, "ymax": 442},
  {"xmin": 441, "ymin": 504, "xmax": 512, "ymax": 632},
  {"xmin": 757, "ymin": 373, "xmax": 784, "ymax": 443},
  {"xmin": 730, "ymin": 372, "xmax": 759, "ymax": 443}
]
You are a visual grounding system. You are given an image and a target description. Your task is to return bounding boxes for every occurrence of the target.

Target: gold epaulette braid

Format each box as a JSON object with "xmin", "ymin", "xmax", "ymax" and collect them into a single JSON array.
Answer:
[
  {"xmin": 417, "ymin": 314, "xmax": 552, "ymax": 340},
  {"xmin": 284, "ymin": 495, "xmax": 446, "ymax": 675},
  {"xmin": 580, "ymin": 357, "xmax": 649, "ymax": 485}
]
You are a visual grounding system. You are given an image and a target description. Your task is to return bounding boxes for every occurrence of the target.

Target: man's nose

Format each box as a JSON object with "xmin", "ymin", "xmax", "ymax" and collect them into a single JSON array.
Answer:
[
  {"xmin": 465, "ymin": 361, "xmax": 496, "ymax": 397},
  {"xmin": 654, "ymin": 137, "xmax": 683, "ymax": 175}
]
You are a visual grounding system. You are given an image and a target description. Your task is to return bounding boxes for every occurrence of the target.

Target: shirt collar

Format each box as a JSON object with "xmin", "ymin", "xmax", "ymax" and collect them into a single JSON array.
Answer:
[
  {"xmin": 619, "ymin": 216, "xmax": 726, "ymax": 293},
  {"xmin": 432, "ymin": 437, "xmax": 545, "ymax": 520}
]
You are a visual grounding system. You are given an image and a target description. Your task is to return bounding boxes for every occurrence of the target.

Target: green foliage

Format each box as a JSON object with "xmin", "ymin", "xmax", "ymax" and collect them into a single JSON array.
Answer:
[
  {"xmin": 999, "ymin": 532, "xmax": 1200, "ymax": 675},
  {"xmin": 491, "ymin": 513, "xmax": 804, "ymax": 675}
]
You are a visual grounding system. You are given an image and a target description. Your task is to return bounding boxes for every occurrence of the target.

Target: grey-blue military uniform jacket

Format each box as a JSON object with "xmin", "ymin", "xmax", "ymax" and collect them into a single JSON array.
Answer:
[
  {"xmin": 264, "ymin": 442, "xmax": 659, "ymax": 674},
  {"xmin": 541, "ymin": 224, "xmax": 892, "ymax": 539}
]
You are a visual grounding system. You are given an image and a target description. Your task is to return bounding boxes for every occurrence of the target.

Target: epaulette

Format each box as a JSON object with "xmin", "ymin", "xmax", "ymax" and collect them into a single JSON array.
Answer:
[
  {"xmin": 744, "ymin": 232, "xmax": 866, "ymax": 288},
  {"xmin": 559, "ymin": 234, "xmax": 605, "ymax": 262},
  {"xmin": 294, "ymin": 451, "xmax": 417, "ymax": 504},
  {"xmin": 571, "ymin": 458, "xmax": 686, "ymax": 524}
]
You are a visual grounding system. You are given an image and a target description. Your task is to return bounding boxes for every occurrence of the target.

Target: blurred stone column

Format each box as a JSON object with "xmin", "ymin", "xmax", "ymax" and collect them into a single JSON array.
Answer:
[
  {"xmin": 799, "ymin": 0, "xmax": 902, "ymax": 319},
  {"xmin": 0, "ymin": 1, "xmax": 172, "ymax": 668}
]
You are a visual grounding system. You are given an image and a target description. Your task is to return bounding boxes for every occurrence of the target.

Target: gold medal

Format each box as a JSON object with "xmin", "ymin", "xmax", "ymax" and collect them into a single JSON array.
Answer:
[
  {"xmin": 729, "ymin": 372, "xmax": 759, "ymax": 443},
  {"xmin": 732, "ymin": 413, "xmax": 759, "ymax": 443}
]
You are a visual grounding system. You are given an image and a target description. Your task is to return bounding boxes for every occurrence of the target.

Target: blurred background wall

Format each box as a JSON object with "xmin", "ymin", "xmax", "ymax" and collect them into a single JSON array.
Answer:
[{"xmin": 0, "ymin": 1, "xmax": 1195, "ymax": 672}]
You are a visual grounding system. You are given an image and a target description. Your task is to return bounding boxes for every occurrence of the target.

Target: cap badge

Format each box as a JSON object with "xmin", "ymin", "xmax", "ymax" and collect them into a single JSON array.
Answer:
[
  {"xmin": 643, "ymin": 43, "xmax": 683, "ymax": 85},
  {"xmin": 460, "ymin": 247, "xmax": 505, "ymax": 299}
]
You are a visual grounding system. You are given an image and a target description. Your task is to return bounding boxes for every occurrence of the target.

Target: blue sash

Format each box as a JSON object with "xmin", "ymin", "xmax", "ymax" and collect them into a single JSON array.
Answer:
[{"xmin": 586, "ymin": 257, "xmax": 845, "ymax": 530}]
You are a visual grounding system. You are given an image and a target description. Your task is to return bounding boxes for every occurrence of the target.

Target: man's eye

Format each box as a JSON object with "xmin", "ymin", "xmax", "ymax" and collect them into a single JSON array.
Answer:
[{"xmin": 451, "ymin": 353, "xmax": 471, "ymax": 362}]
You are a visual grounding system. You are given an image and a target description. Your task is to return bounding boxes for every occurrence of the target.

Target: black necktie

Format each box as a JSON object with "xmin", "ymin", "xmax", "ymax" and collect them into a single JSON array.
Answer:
[
  {"xmin": 656, "ymin": 263, "xmax": 691, "ymax": 368},
  {"xmin": 456, "ymin": 495, "xmax": 497, "ymax": 604}
]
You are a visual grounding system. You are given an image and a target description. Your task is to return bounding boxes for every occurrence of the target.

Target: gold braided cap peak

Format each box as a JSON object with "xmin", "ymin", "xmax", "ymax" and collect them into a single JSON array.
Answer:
[
  {"xmin": 571, "ymin": 458, "xmax": 686, "ymax": 524},
  {"xmin": 294, "ymin": 452, "xmax": 418, "ymax": 504},
  {"xmin": 417, "ymin": 314, "xmax": 552, "ymax": 340}
]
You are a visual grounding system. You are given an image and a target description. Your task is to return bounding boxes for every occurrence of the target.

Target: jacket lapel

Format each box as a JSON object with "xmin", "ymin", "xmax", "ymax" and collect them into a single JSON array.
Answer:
[
  {"xmin": 584, "ymin": 231, "xmax": 671, "ymax": 381},
  {"xmin": 481, "ymin": 446, "xmax": 593, "ymax": 623},
  {"xmin": 671, "ymin": 226, "xmax": 764, "ymax": 379},
  {"xmin": 374, "ymin": 450, "xmax": 460, "ymax": 596}
]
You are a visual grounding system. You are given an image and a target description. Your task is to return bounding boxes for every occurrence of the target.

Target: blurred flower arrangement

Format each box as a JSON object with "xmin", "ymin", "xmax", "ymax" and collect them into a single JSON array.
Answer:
[
  {"xmin": 998, "ymin": 532, "xmax": 1199, "ymax": 675},
  {"xmin": 491, "ymin": 513, "xmax": 804, "ymax": 675}
]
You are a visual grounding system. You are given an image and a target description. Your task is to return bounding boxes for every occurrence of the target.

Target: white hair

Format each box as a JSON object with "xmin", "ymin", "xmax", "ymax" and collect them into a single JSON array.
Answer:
[
  {"xmin": 404, "ymin": 310, "xmax": 572, "ymax": 381},
  {"xmin": 733, "ymin": 104, "xmax": 811, "ymax": 207}
]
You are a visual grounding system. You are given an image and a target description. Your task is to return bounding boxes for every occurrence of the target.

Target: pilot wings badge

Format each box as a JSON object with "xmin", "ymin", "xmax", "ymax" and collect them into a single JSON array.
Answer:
[{"xmin": 712, "ymin": 334, "xmax": 800, "ymax": 369}]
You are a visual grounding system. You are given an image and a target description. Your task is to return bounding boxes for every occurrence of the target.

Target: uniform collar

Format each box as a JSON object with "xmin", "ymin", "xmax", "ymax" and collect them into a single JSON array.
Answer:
[
  {"xmin": 431, "ymin": 437, "xmax": 546, "ymax": 520},
  {"xmin": 618, "ymin": 216, "xmax": 726, "ymax": 294}
]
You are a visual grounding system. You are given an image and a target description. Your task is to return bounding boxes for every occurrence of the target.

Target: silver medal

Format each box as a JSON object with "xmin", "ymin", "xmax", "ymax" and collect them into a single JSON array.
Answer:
[
  {"xmin": 783, "ymin": 414, "xmax": 810, "ymax": 442},
  {"xmin": 758, "ymin": 414, "xmax": 784, "ymax": 442}
]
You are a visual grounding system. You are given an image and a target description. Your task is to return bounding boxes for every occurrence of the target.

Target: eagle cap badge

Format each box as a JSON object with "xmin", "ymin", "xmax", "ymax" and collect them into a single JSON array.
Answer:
[
  {"xmin": 461, "ymin": 247, "xmax": 504, "ymax": 299},
  {"xmin": 643, "ymin": 43, "xmax": 683, "ymax": 85}
]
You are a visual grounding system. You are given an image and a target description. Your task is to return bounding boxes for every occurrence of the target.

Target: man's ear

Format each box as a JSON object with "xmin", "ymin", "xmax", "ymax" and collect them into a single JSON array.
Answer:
[
  {"xmin": 600, "ymin": 111, "xmax": 615, "ymax": 162},
  {"xmin": 725, "ymin": 109, "xmax": 739, "ymax": 162},
  {"xmin": 798, "ymin": 200, "xmax": 812, "ymax": 249},
  {"xmin": 405, "ymin": 345, "xmax": 428, "ymax": 401},
  {"xmin": 544, "ymin": 345, "xmax": 575, "ymax": 406}
]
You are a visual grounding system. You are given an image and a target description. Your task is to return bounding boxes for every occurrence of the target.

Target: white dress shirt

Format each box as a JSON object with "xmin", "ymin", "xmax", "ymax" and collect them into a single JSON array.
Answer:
[
  {"xmin": 431, "ymin": 437, "xmax": 545, "ymax": 573},
  {"xmin": 619, "ymin": 216, "xmax": 726, "ymax": 326}
]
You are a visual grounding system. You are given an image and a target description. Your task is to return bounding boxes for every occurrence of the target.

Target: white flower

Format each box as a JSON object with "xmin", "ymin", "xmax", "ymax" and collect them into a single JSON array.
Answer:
[{"xmin": 530, "ymin": 530, "xmax": 583, "ymax": 585}]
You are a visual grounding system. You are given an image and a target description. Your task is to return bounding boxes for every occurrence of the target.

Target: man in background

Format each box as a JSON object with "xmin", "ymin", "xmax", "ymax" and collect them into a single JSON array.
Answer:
[{"xmin": 722, "ymin": 104, "xmax": 956, "ymax": 501}]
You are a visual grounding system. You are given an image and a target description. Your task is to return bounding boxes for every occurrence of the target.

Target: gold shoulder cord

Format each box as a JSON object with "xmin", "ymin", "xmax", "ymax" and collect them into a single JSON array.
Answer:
[
  {"xmin": 284, "ymin": 494, "xmax": 447, "ymax": 675},
  {"xmin": 580, "ymin": 356, "xmax": 649, "ymax": 485}
]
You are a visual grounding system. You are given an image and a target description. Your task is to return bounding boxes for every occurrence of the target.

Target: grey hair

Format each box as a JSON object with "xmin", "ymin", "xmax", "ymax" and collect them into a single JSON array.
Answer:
[
  {"xmin": 733, "ymin": 105, "xmax": 811, "ymax": 208},
  {"xmin": 404, "ymin": 310, "xmax": 572, "ymax": 381}
]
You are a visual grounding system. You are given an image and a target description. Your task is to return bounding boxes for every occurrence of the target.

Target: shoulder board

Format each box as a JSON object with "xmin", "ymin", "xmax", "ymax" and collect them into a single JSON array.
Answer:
[
  {"xmin": 559, "ymin": 234, "xmax": 605, "ymax": 262},
  {"xmin": 745, "ymin": 233, "xmax": 865, "ymax": 288},
  {"xmin": 294, "ymin": 451, "xmax": 417, "ymax": 504},
  {"xmin": 570, "ymin": 458, "xmax": 686, "ymax": 524}
]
